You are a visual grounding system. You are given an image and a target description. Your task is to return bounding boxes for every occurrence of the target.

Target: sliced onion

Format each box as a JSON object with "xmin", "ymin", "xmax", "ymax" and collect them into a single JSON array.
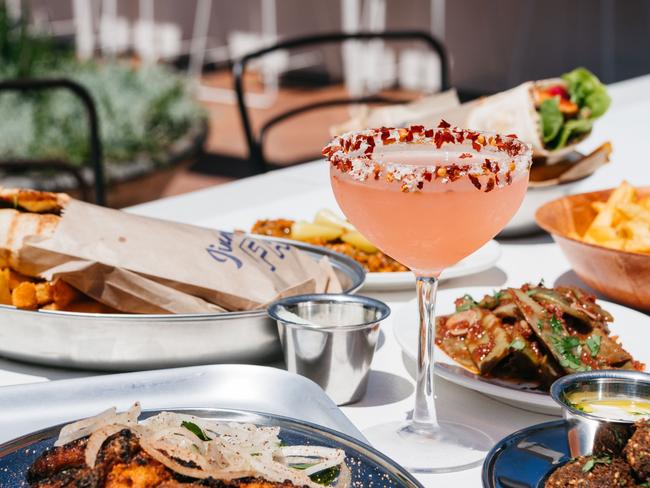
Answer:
[
  {"xmin": 54, "ymin": 405, "xmax": 347, "ymax": 488},
  {"xmin": 85, "ymin": 424, "xmax": 128, "ymax": 467}
]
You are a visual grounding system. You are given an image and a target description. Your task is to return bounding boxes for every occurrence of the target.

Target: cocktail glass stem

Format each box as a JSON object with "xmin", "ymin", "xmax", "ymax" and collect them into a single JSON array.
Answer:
[{"xmin": 412, "ymin": 275, "xmax": 439, "ymax": 430}]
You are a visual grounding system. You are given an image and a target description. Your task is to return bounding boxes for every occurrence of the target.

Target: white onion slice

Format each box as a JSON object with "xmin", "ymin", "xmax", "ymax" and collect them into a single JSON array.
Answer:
[{"xmin": 53, "ymin": 404, "xmax": 348, "ymax": 488}]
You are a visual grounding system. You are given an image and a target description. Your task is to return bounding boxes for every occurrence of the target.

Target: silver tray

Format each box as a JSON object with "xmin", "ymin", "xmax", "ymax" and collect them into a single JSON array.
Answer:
[
  {"xmin": 0, "ymin": 364, "xmax": 365, "ymax": 444},
  {"xmin": 0, "ymin": 239, "xmax": 365, "ymax": 371},
  {"xmin": 0, "ymin": 407, "xmax": 422, "ymax": 487}
]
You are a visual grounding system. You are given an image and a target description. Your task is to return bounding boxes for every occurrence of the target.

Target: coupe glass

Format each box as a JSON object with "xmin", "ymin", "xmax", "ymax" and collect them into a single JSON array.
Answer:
[{"xmin": 324, "ymin": 125, "xmax": 532, "ymax": 472}]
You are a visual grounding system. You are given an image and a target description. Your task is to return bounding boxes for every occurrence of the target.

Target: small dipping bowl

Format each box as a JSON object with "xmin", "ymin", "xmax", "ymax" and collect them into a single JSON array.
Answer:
[
  {"xmin": 267, "ymin": 294, "xmax": 390, "ymax": 406},
  {"xmin": 550, "ymin": 370, "xmax": 650, "ymax": 457}
]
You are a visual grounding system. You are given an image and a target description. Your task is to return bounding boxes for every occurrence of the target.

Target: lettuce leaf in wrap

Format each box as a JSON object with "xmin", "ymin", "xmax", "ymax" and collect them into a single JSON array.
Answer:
[{"xmin": 539, "ymin": 67, "xmax": 610, "ymax": 150}]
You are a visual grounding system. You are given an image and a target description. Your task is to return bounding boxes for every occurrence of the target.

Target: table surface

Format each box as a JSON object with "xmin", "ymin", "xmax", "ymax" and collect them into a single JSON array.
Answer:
[{"xmin": 2, "ymin": 74, "xmax": 650, "ymax": 487}]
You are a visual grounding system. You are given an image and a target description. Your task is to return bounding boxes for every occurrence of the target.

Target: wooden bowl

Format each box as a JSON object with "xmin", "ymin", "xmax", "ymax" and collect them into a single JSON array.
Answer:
[{"xmin": 535, "ymin": 187, "xmax": 650, "ymax": 312}]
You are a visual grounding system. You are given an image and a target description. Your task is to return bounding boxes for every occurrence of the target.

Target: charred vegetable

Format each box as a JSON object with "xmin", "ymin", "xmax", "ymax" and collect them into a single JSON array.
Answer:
[{"xmin": 436, "ymin": 284, "xmax": 643, "ymax": 390}]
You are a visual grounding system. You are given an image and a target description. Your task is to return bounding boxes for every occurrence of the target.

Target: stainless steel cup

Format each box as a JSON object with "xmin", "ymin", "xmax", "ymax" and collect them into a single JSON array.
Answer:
[
  {"xmin": 550, "ymin": 370, "xmax": 650, "ymax": 457},
  {"xmin": 267, "ymin": 294, "xmax": 390, "ymax": 406}
]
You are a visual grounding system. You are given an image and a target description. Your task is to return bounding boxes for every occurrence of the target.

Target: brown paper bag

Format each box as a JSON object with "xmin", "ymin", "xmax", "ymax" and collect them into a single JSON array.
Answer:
[{"xmin": 19, "ymin": 200, "xmax": 341, "ymax": 313}]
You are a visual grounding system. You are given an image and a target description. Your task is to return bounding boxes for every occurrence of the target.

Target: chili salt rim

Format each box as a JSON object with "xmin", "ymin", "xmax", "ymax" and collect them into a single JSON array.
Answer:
[{"xmin": 323, "ymin": 121, "xmax": 532, "ymax": 193}]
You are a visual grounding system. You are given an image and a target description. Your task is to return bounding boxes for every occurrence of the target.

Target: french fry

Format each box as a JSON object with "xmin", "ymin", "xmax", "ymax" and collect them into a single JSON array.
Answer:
[
  {"xmin": 35, "ymin": 282, "xmax": 54, "ymax": 306},
  {"xmin": 64, "ymin": 300, "xmax": 117, "ymax": 314},
  {"xmin": 582, "ymin": 182, "xmax": 650, "ymax": 255},
  {"xmin": 52, "ymin": 279, "xmax": 81, "ymax": 308},
  {"xmin": 624, "ymin": 239, "xmax": 650, "ymax": 253},
  {"xmin": 11, "ymin": 282, "xmax": 38, "ymax": 310},
  {"xmin": 585, "ymin": 181, "xmax": 634, "ymax": 240},
  {"xmin": 0, "ymin": 268, "xmax": 11, "ymax": 305},
  {"xmin": 8, "ymin": 269, "xmax": 30, "ymax": 290}
]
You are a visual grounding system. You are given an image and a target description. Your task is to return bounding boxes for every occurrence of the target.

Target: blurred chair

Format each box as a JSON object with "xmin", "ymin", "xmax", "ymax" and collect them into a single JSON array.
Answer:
[
  {"xmin": 232, "ymin": 31, "xmax": 450, "ymax": 174},
  {"xmin": 0, "ymin": 78, "xmax": 105, "ymax": 205}
]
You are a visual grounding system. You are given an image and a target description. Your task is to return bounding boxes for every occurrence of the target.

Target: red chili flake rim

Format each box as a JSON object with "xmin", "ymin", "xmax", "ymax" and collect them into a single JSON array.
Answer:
[{"xmin": 323, "ymin": 121, "xmax": 532, "ymax": 193}]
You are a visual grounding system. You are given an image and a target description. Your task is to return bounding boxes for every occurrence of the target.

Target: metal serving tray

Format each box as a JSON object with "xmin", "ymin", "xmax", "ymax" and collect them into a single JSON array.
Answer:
[
  {"xmin": 0, "ymin": 364, "xmax": 365, "ymax": 444},
  {"xmin": 0, "ymin": 239, "xmax": 365, "ymax": 371},
  {"xmin": 0, "ymin": 408, "xmax": 421, "ymax": 488}
]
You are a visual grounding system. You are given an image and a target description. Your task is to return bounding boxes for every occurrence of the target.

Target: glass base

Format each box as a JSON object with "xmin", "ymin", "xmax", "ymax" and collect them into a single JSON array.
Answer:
[{"xmin": 363, "ymin": 420, "xmax": 494, "ymax": 473}]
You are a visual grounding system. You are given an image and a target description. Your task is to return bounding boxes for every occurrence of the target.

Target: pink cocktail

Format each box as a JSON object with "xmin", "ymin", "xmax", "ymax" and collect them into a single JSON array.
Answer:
[{"xmin": 324, "ymin": 123, "xmax": 532, "ymax": 472}]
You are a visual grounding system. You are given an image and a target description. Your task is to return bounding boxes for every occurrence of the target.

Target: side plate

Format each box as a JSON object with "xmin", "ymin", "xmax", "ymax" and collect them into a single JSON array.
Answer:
[{"xmin": 482, "ymin": 420, "xmax": 569, "ymax": 488}]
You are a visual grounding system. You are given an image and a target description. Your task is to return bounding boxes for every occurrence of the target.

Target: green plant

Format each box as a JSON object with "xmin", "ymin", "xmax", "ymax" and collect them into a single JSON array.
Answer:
[{"xmin": 0, "ymin": 5, "xmax": 204, "ymax": 170}]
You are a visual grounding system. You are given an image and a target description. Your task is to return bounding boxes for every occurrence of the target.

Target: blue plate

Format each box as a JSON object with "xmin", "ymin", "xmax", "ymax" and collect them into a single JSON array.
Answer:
[
  {"xmin": 0, "ymin": 408, "xmax": 423, "ymax": 488},
  {"xmin": 482, "ymin": 420, "xmax": 571, "ymax": 488}
]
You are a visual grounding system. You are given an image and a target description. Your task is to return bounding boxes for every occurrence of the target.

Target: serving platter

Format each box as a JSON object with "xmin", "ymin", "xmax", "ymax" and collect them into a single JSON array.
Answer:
[
  {"xmin": 482, "ymin": 420, "xmax": 569, "ymax": 488},
  {"xmin": 0, "ymin": 239, "xmax": 364, "ymax": 371},
  {"xmin": 393, "ymin": 286, "xmax": 650, "ymax": 415},
  {"xmin": 0, "ymin": 407, "xmax": 424, "ymax": 488}
]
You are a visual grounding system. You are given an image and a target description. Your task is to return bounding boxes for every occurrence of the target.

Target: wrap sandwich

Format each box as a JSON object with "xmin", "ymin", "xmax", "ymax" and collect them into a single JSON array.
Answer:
[{"xmin": 466, "ymin": 68, "xmax": 611, "ymax": 161}]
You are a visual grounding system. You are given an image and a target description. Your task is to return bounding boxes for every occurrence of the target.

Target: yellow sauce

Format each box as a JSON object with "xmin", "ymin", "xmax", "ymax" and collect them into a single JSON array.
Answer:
[{"xmin": 567, "ymin": 391, "xmax": 650, "ymax": 421}]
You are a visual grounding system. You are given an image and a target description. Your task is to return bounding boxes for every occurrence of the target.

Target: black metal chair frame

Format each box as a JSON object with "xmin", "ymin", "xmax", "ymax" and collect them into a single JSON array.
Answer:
[
  {"xmin": 0, "ymin": 78, "xmax": 105, "ymax": 205},
  {"xmin": 233, "ymin": 31, "xmax": 450, "ymax": 174}
]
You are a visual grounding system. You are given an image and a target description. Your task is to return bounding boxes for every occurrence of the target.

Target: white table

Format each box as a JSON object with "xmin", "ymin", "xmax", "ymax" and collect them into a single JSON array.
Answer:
[{"xmin": 2, "ymin": 75, "xmax": 650, "ymax": 487}]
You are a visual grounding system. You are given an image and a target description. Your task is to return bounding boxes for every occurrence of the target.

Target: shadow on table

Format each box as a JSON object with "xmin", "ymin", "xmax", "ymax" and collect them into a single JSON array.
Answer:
[
  {"xmin": 346, "ymin": 370, "xmax": 413, "ymax": 408},
  {"xmin": 376, "ymin": 330, "xmax": 386, "ymax": 351},
  {"xmin": 440, "ymin": 266, "xmax": 508, "ymax": 290},
  {"xmin": 497, "ymin": 231, "xmax": 554, "ymax": 246},
  {"xmin": 553, "ymin": 270, "xmax": 604, "ymax": 298}
]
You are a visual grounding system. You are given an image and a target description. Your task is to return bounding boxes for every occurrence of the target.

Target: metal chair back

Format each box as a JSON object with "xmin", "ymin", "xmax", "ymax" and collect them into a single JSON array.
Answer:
[{"xmin": 232, "ymin": 31, "xmax": 450, "ymax": 174}]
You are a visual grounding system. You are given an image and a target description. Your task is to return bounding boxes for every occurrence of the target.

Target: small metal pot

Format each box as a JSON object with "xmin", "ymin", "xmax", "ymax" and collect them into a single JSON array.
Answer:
[
  {"xmin": 267, "ymin": 294, "xmax": 390, "ymax": 406},
  {"xmin": 550, "ymin": 370, "xmax": 650, "ymax": 457}
]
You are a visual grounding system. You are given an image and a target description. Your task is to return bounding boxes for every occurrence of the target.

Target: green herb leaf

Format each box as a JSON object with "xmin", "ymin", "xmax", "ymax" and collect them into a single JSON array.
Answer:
[
  {"xmin": 540, "ymin": 98, "xmax": 564, "ymax": 143},
  {"xmin": 509, "ymin": 338, "xmax": 526, "ymax": 351},
  {"xmin": 456, "ymin": 294, "xmax": 478, "ymax": 312},
  {"xmin": 552, "ymin": 118, "xmax": 593, "ymax": 150},
  {"xmin": 549, "ymin": 316, "xmax": 564, "ymax": 334},
  {"xmin": 562, "ymin": 67, "xmax": 611, "ymax": 118},
  {"xmin": 585, "ymin": 335, "xmax": 601, "ymax": 358},
  {"xmin": 181, "ymin": 421, "xmax": 211, "ymax": 441},
  {"xmin": 310, "ymin": 466, "xmax": 341, "ymax": 485},
  {"xmin": 581, "ymin": 455, "xmax": 611, "ymax": 473},
  {"xmin": 551, "ymin": 335, "xmax": 589, "ymax": 372}
]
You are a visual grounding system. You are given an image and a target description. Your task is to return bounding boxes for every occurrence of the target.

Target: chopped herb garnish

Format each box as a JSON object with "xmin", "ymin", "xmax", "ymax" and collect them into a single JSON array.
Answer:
[
  {"xmin": 551, "ymin": 335, "xmax": 589, "ymax": 372},
  {"xmin": 639, "ymin": 482, "xmax": 650, "ymax": 487},
  {"xmin": 539, "ymin": 278, "xmax": 546, "ymax": 287},
  {"xmin": 456, "ymin": 294, "xmax": 478, "ymax": 312},
  {"xmin": 492, "ymin": 290, "xmax": 503, "ymax": 300},
  {"xmin": 310, "ymin": 466, "xmax": 341, "ymax": 485},
  {"xmin": 549, "ymin": 315, "xmax": 564, "ymax": 334},
  {"xmin": 181, "ymin": 421, "xmax": 211, "ymax": 441},
  {"xmin": 526, "ymin": 289, "xmax": 539, "ymax": 296},
  {"xmin": 581, "ymin": 455, "xmax": 611, "ymax": 473},
  {"xmin": 509, "ymin": 338, "xmax": 526, "ymax": 351},
  {"xmin": 293, "ymin": 464, "xmax": 341, "ymax": 485},
  {"xmin": 585, "ymin": 335, "xmax": 601, "ymax": 358},
  {"xmin": 537, "ymin": 320, "xmax": 544, "ymax": 331}
]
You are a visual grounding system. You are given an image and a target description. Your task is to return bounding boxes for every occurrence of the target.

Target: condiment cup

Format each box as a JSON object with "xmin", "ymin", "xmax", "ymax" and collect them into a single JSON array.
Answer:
[
  {"xmin": 267, "ymin": 294, "xmax": 390, "ymax": 406},
  {"xmin": 550, "ymin": 370, "xmax": 650, "ymax": 457}
]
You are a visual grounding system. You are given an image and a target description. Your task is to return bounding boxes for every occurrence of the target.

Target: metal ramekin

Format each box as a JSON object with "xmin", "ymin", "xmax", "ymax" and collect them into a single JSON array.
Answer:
[
  {"xmin": 550, "ymin": 370, "xmax": 650, "ymax": 457},
  {"xmin": 267, "ymin": 293, "xmax": 390, "ymax": 406}
]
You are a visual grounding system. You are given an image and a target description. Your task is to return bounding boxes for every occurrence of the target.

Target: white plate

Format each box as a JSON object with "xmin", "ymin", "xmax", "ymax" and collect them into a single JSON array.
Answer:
[
  {"xmin": 362, "ymin": 240, "xmax": 501, "ymax": 291},
  {"xmin": 393, "ymin": 286, "xmax": 650, "ymax": 416}
]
